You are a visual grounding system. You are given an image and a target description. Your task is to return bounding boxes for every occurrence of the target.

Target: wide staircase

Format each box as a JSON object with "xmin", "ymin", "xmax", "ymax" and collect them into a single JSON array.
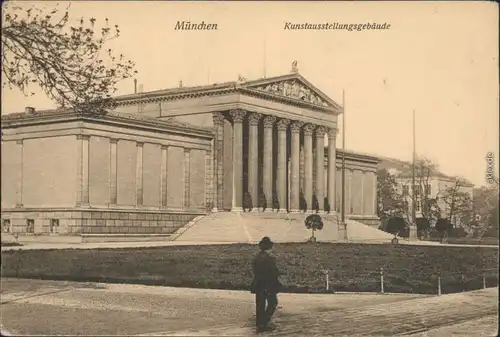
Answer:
[{"xmin": 173, "ymin": 212, "xmax": 395, "ymax": 243}]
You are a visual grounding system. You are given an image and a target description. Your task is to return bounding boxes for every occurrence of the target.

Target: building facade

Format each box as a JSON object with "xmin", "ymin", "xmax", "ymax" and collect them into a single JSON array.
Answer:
[
  {"xmin": 379, "ymin": 157, "xmax": 474, "ymax": 225},
  {"xmin": 1, "ymin": 71, "xmax": 380, "ymax": 235},
  {"xmin": 1, "ymin": 110, "xmax": 213, "ymax": 235}
]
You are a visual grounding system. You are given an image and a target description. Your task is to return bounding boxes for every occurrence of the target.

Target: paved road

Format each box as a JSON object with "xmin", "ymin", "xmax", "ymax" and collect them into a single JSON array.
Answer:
[{"xmin": 1, "ymin": 279, "xmax": 497, "ymax": 336}]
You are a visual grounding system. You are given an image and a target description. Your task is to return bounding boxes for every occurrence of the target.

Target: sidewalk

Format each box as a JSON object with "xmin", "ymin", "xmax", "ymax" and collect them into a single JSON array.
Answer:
[
  {"xmin": 137, "ymin": 288, "xmax": 499, "ymax": 336},
  {"xmin": 0, "ymin": 278, "xmax": 497, "ymax": 336},
  {"xmin": 2, "ymin": 237, "xmax": 497, "ymax": 251}
]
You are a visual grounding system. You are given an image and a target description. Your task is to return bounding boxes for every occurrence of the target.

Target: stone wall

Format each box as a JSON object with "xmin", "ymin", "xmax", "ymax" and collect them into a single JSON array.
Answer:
[{"xmin": 2, "ymin": 209, "xmax": 198, "ymax": 235}]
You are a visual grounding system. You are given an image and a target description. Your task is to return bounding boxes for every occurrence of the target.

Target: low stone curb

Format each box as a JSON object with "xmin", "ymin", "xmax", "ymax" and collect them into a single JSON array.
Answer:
[{"xmin": 169, "ymin": 215, "xmax": 207, "ymax": 241}]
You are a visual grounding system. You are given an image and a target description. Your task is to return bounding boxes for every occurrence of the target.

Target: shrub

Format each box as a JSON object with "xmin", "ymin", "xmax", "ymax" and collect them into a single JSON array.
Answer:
[
  {"xmin": 258, "ymin": 190, "xmax": 267, "ymax": 210},
  {"xmin": 305, "ymin": 214, "xmax": 324, "ymax": 242},
  {"xmin": 450, "ymin": 227, "xmax": 467, "ymax": 238},
  {"xmin": 242, "ymin": 192, "xmax": 252, "ymax": 212},
  {"xmin": 387, "ymin": 217, "xmax": 406, "ymax": 237},
  {"xmin": 435, "ymin": 218, "xmax": 453, "ymax": 242},
  {"xmin": 416, "ymin": 218, "xmax": 431, "ymax": 239}
]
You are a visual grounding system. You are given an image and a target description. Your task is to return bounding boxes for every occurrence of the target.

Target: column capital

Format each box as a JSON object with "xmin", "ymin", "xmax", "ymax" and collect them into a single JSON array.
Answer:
[
  {"xmin": 136, "ymin": 142, "xmax": 144, "ymax": 147},
  {"xmin": 110, "ymin": 138, "xmax": 118, "ymax": 144},
  {"xmin": 16, "ymin": 139, "xmax": 23, "ymax": 145},
  {"xmin": 248, "ymin": 112, "xmax": 262, "ymax": 126},
  {"xmin": 230, "ymin": 109, "xmax": 246, "ymax": 123},
  {"xmin": 76, "ymin": 135, "xmax": 90, "ymax": 141},
  {"xmin": 263, "ymin": 115, "xmax": 276, "ymax": 128},
  {"xmin": 328, "ymin": 128, "xmax": 339, "ymax": 139},
  {"xmin": 212, "ymin": 112, "xmax": 225, "ymax": 126},
  {"xmin": 303, "ymin": 123, "xmax": 315, "ymax": 136},
  {"xmin": 290, "ymin": 121, "xmax": 304, "ymax": 133},
  {"xmin": 277, "ymin": 118, "xmax": 291, "ymax": 131},
  {"xmin": 316, "ymin": 125, "xmax": 327, "ymax": 138}
]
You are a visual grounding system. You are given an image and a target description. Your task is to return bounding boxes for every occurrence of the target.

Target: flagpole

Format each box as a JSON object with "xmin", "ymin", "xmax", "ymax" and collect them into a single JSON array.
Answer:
[
  {"xmin": 341, "ymin": 89, "xmax": 347, "ymax": 241},
  {"xmin": 263, "ymin": 36, "xmax": 267, "ymax": 78},
  {"xmin": 411, "ymin": 109, "xmax": 417, "ymax": 240}
]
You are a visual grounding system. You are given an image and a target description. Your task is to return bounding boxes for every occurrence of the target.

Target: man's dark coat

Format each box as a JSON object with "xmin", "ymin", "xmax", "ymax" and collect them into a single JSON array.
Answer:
[{"xmin": 250, "ymin": 250, "xmax": 283, "ymax": 294}]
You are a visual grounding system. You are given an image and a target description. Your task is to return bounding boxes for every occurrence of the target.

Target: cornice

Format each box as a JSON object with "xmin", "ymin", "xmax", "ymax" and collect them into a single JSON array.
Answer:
[
  {"xmin": 113, "ymin": 87, "xmax": 238, "ymax": 107},
  {"xmin": 331, "ymin": 148, "xmax": 380, "ymax": 164},
  {"xmin": 112, "ymin": 85, "xmax": 338, "ymax": 115},
  {"xmin": 1, "ymin": 110, "xmax": 213, "ymax": 139}
]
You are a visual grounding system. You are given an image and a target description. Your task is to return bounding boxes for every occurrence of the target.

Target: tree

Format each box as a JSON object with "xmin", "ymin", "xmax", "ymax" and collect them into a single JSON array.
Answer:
[
  {"xmin": 440, "ymin": 178, "xmax": 473, "ymax": 231},
  {"xmin": 435, "ymin": 218, "xmax": 453, "ymax": 243},
  {"xmin": 473, "ymin": 186, "xmax": 499, "ymax": 238},
  {"xmin": 305, "ymin": 214, "xmax": 323, "ymax": 243},
  {"xmin": 376, "ymin": 168, "xmax": 407, "ymax": 221},
  {"xmin": 482, "ymin": 204, "xmax": 499, "ymax": 238},
  {"xmin": 386, "ymin": 217, "xmax": 406, "ymax": 242},
  {"xmin": 416, "ymin": 217, "xmax": 431, "ymax": 239},
  {"xmin": 397, "ymin": 157, "xmax": 441, "ymax": 222},
  {"xmin": 2, "ymin": 2, "xmax": 137, "ymax": 114}
]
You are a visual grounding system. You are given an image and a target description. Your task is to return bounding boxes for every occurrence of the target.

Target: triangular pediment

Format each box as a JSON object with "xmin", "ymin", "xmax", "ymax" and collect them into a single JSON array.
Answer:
[{"xmin": 242, "ymin": 74, "xmax": 340, "ymax": 110}]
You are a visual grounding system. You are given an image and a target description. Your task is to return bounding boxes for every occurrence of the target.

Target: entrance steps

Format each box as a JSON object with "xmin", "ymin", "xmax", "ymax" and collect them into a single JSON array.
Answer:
[{"xmin": 172, "ymin": 211, "xmax": 394, "ymax": 243}]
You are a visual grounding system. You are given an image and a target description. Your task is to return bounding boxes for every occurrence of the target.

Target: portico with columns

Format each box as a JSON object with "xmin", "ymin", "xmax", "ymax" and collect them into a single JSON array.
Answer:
[
  {"xmin": 212, "ymin": 110, "xmax": 339, "ymax": 214},
  {"xmin": 110, "ymin": 69, "xmax": 380, "ymax": 226}
]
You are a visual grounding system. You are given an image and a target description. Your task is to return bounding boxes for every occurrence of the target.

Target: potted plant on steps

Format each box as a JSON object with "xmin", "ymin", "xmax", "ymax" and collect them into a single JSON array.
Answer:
[{"xmin": 305, "ymin": 214, "xmax": 324, "ymax": 243}]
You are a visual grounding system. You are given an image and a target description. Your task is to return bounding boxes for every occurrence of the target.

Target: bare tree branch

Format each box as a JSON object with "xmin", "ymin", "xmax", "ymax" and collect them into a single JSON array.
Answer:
[{"xmin": 2, "ymin": 3, "xmax": 137, "ymax": 114}]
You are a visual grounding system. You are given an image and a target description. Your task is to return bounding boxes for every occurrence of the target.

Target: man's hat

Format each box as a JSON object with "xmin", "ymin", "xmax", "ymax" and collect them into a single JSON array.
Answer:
[{"xmin": 258, "ymin": 236, "xmax": 274, "ymax": 250}]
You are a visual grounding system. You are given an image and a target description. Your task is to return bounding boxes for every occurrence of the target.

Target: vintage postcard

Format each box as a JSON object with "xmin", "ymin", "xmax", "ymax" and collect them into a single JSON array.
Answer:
[{"xmin": 1, "ymin": 1, "xmax": 498, "ymax": 336}]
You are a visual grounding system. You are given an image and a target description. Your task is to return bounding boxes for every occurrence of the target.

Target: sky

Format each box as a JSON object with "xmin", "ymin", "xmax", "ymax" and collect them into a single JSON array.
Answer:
[{"xmin": 2, "ymin": 1, "xmax": 498, "ymax": 187}]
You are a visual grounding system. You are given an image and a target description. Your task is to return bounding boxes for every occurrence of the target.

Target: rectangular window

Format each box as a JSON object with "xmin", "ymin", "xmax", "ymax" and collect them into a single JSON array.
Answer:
[
  {"xmin": 402, "ymin": 186, "xmax": 409, "ymax": 196},
  {"xmin": 2, "ymin": 219, "xmax": 11, "ymax": 233},
  {"xmin": 50, "ymin": 219, "xmax": 59, "ymax": 234},
  {"xmin": 426, "ymin": 184, "xmax": 431, "ymax": 195},
  {"xmin": 414, "ymin": 185, "xmax": 420, "ymax": 197},
  {"xmin": 26, "ymin": 219, "xmax": 34, "ymax": 233}
]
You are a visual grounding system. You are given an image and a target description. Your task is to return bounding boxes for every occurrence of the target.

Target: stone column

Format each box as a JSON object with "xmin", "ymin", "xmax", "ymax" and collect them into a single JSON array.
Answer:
[
  {"xmin": 372, "ymin": 171, "xmax": 377, "ymax": 215},
  {"xmin": 160, "ymin": 145, "xmax": 168, "ymax": 207},
  {"xmin": 212, "ymin": 113, "xmax": 225, "ymax": 211},
  {"xmin": 183, "ymin": 148, "xmax": 191, "ymax": 210},
  {"xmin": 303, "ymin": 124, "xmax": 315, "ymax": 212},
  {"xmin": 109, "ymin": 139, "xmax": 118, "ymax": 205},
  {"xmin": 327, "ymin": 128, "xmax": 337, "ymax": 214},
  {"xmin": 359, "ymin": 170, "xmax": 365, "ymax": 215},
  {"xmin": 363, "ymin": 171, "xmax": 372, "ymax": 216},
  {"xmin": 230, "ymin": 109, "xmax": 246, "ymax": 212},
  {"xmin": 263, "ymin": 115, "xmax": 276, "ymax": 211},
  {"xmin": 76, "ymin": 135, "xmax": 90, "ymax": 206},
  {"xmin": 315, "ymin": 126, "xmax": 326, "ymax": 212},
  {"xmin": 347, "ymin": 169, "xmax": 353, "ymax": 214},
  {"xmin": 136, "ymin": 142, "xmax": 144, "ymax": 207},
  {"xmin": 277, "ymin": 118, "xmax": 290, "ymax": 212},
  {"xmin": 290, "ymin": 121, "xmax": 303, "ymax": 212},
  {"xmin": 16, "ymin": 139, "xmax": 23, "ymax": 208},
  {"xmin": 248, "ymin": 112, "xmax": 261, "ymax": 210}
]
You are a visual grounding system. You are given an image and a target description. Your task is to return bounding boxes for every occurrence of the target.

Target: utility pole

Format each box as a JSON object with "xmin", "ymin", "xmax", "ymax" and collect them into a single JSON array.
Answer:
[
  {"xmin": 410, "ymin": 109, "xmax": 418, "ymax": 240},
  {"xmin": 341, "ymin": 89, "xmax": 347, "ymax": 241}
]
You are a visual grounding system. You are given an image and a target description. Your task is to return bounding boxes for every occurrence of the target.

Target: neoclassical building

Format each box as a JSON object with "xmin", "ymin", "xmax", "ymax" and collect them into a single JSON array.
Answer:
[{"xmin": 1, "ymin": 70, "xmax": 379, "ymax": 235}]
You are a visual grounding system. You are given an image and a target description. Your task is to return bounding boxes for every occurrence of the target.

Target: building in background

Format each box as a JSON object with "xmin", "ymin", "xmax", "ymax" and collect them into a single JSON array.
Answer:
[{"xmin": 379, "ymin": 157, "xmax": 474, "ymax": 225}]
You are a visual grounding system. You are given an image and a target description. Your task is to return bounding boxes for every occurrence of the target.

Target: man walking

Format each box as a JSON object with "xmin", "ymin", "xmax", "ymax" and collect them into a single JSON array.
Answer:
[{"xmin": 250, "ymin": 236, "xmax": 283, "ymax": 333}]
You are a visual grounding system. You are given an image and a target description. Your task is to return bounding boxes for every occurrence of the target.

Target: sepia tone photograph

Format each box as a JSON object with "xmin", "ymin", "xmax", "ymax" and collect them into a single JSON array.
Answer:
[{"xmin": 1, "ymin": 1, "xmax": 498, "ymax": 336}]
